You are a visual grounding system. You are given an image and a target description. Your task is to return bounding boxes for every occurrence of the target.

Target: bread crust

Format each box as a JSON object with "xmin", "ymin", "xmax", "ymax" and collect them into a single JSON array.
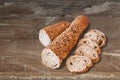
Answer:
[
  {"xmin": 48, "ymin": 15, "xmax": 89, "ymax": 61},
  {"xmin": 42, "ymin": 15, "xmax": 89, "ymax": 69},
  {"xmin": 39, "ymin": 21, "xmax": 70, "ymax": 46},
  {"xmin": 44, "ymin": 21, "xmax": 70, "ymax": 41}
]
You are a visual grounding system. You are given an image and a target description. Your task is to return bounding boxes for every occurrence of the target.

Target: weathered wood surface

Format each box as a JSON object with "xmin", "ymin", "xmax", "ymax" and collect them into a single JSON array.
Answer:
[{"xmin": 0, "ymin": 0, "xmax": 120, "ymax": 80}]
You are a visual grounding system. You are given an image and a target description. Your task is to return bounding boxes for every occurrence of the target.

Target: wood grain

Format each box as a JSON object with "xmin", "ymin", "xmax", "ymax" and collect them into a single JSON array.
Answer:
[{"xmin": 0, "ymin": 0, "xmax": 120, "ymax": 80}]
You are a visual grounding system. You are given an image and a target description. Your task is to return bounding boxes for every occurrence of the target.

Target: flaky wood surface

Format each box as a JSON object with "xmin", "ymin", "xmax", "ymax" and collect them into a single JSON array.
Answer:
[{"xmin": 0, "ymin": 0, "xmax": 120, "ymax": 80}]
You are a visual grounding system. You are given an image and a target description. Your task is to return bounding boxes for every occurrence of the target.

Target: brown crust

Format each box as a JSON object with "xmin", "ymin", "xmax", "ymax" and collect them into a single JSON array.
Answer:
[
  {"xmin": 43, "ymin": 21, "xmax": 70, "ymax": 41},
  {"xmin": 72, "ymin": 67, "xmax": 89, "ymax": 74},
  {"xmin": 47, "ymin": 15, "xmax": 89, "ymax": 61}
]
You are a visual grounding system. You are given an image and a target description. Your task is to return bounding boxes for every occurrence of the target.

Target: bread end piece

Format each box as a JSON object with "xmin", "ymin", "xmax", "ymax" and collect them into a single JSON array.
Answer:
[
  {"xmin": 39, "ymin": 21, "xmax": 70, "ymax": 47},
  {"xmin": 39, "ymin": 29, "xmax": 51, "ymax": 47},
  {"xmin": 41, "ymin": 48, "xmax": 61, "ymax": 69},
  {"xmin": 71, "ymin": 15, "xmax": 89, "ymax": 29}
]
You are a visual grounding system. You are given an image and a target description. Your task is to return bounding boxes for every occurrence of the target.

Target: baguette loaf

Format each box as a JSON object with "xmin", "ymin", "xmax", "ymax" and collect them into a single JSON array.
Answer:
[
  {"xmin": 78, "ymin": 38, "xmax": 101, "ymax": 54},
  {"xmin": 39, "ymin": 21, "xmax": 70, "ymax": 47},
  {"xmin": 41, "ymin": 15, "xmax": 89, "ymax": 69},
  {"xmin": 66, "ymin": 55, "xmax": 93, "ymax": 73}
]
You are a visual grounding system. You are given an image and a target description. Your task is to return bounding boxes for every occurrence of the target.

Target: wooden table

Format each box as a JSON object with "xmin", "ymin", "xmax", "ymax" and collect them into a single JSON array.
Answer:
[{"xmin": 0, "ymin": 0, "xmax": 120, "ymax": 80}]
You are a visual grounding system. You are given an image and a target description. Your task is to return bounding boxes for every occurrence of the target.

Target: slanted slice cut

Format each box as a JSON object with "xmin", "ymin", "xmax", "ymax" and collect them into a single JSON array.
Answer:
[
  {"xmin": 66, "ymin": 55, "xmax": 93, "ymax": 73},
  {"xmin": 78, "ymin": 38, "xmax": 101, "ymax": 54},
  {"xmin": 75, "ymin": 45, "xmax": 100, "ymax": 63},
  {"xmin": 39, "ymin": 21, "xmax": 70, "ymax": 47},
  {"xmin": 84, "ymin": 29, "xmax": 106, "ymax": 47}
]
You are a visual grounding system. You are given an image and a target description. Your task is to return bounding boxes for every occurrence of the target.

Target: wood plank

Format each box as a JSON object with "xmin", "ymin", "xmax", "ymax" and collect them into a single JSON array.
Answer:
[
  {"xmin": 0, "ymin": 0, "xmax": 94, "ymax": 5},
  {"xmin": 0, "ymin": 16, "xmax": 120, "ymax": 52},
  {"xmin": 0, "ymin": 1, "xmax": 119, "ymax": 17},
  {"xmin": 0, "ymin": 0, "xmax": 120, "ymax": 5},
  {"xmin": 0, "ymin": 39, "xmax": 120, "ymax": 73},
  {"xmin": 0, "ymin": 0, "xmax": 120, "ymax": 80}
]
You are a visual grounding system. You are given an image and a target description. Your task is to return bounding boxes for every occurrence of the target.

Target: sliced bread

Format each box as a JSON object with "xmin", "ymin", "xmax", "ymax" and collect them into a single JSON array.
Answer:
[
  {"xmin": 66, "ymin": 55, "xmax": 93, "ymax": 73},
  {"xmin": 84, "ymin": 29, "xmax": 106, "ymax": 47},
  {"xmin": 75, "ymin": 45, "xmax": 100, "ymax": 63},
  {"xmin": 78, "ymin": 38, "xmax": 101, "ymax": 54}
]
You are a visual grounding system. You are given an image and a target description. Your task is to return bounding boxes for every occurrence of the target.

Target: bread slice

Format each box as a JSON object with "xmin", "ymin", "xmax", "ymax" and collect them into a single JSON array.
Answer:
[
  {"xmin": 75, "ymin": 45, "xmax": 100, "ymax": 63},
  {"xmin": 41, "ymin": 15, "xmax": 89, "ymax": 69},
  {"xmin": 78, "ymin": 38, "xmax": 101, "ymax": 54},
  {"xmin": 66, "ymin": 55, "xmax": 93, "ymax": 73},
  {"xmin": 84, "ymin": 29, "xmax": 106, "ymax": 47},
  {"xmin": 39, "ymin": 21, "xmax": 70, "ymax": 47},
  {"xmin": 93, "ymin": 29, "xmax": 106, "ymax": 47}
]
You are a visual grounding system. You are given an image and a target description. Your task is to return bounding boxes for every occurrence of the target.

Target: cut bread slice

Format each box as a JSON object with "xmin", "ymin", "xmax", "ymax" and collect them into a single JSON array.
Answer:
[
  {"xmin": 66, "ymin": 55, "xmax": 93, "ymax": 73},
  {"xmin": 39, "ymin": 21, "xmax": 70, "ymax": 47},
  {"xmin": 94, "ymin": 29, "xmax": 106, "ymax": 40},
  {"xmin": 93, "ymin": 29, "xmax": 106, "ymax": 47},
  {"xmin": 84, "ymin": 29, "xmax": 106, "ymax": 47},
  {"xmin": 75, "ymin": 45, "xmax": 100, "ymax": 63},
  {"xmin": 78, "ymin": 38, "xmax": 101, "ymax": 54}
]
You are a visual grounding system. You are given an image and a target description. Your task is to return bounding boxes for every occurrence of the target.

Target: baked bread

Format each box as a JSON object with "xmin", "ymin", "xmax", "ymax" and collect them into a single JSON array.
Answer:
[
  {"xmin": 39, "ymin": 21, "xmax": 70, "ymax": 47},
  {"xmin": 78, "ymin": 38, "xmax": 101, "ymax": 54},
  {"xmin": 41, "ymin": 15, "xmax": 89, "ymax": 69},
  {"xmin": 75, "ymin": 45, "xmax": 100, "ymax": 63},
  {"xmin": 84, "ymin": 29, "xmax": 106, "ymax": 47},
  {"xmin": 41, "ymin": 48, "xmax": 62, "ymax": 69},
  {"xmin": 94, "ymin": 29, "xmax": 106, "ymax": 41},
  {"xmin": 66, "ymin": 55, "xmax": 93, "ymax": 73}
]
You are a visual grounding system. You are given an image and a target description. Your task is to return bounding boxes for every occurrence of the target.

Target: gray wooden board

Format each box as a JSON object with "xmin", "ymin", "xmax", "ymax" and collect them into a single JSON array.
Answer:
[{"xmin": 0, "ymin": 0, "xmax": 120, "ymax": 80}]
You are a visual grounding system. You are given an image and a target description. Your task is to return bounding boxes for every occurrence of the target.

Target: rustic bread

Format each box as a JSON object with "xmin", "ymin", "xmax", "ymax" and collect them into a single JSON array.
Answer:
[
  {"xmin": 75, "ymin": 45, "xmax": 100, "ymax": 63},
  {"xmin": 39, "ymin": 21, "xmax": 70, "ymax": 47},
  {"xmin": 84, "ymin": 29, "xmax": 106, "ymax": 47},
  {"xmin": 41, "ymin": 15, "xmax": 89, "ymax": 69},
  {"xmin": 78, "ymin": 38, "xmax": 101, "ymax": 54},
  {"xmin": 93, "ymin": 29, "xmax": 106, "ymax": 47},
  {"xmin": 66, "ymin": 55, "xmax": 93, "ymax": 73},
  {"xmin": 41, "ymin": 48, "xmax": 62, "ymax": 69}
]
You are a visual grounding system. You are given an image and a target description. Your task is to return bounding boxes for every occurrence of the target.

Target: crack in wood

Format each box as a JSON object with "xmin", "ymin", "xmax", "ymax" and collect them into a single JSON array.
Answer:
[
  {"xmin": 108, "ymin": 62, "xmax": 120, "ymax": 71},
  {"xmin": 103, "ymin": 52, "xmax": 120, "ymax": 57}
]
